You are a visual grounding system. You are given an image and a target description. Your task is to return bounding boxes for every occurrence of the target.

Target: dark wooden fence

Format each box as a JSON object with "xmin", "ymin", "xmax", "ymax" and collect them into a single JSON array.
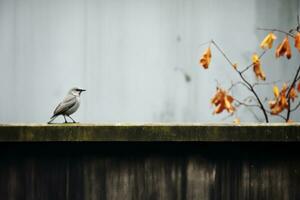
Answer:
[{"xmin": 0, "ymin": 124, "xmax": 299, "ymax": 200}]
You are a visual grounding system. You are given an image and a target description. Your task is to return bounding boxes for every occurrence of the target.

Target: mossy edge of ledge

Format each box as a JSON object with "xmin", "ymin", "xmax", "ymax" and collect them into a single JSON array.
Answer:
[{"xmin": 0, "ymin": 123, "xmax": 299, "ymax": 142}]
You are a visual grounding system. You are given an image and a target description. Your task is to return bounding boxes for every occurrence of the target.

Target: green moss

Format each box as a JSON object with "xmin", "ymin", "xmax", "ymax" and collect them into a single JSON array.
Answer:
[{"xmin": 0, "ymin": 123, "xmax": 299, "ymax": 142}]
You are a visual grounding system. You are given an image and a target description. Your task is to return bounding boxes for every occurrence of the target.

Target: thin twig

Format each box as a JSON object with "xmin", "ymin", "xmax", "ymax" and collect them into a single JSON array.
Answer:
[
  {"xmin": 198, "ymin": 40, "xmax": 212, "ymax": 48},
  {"xmin": 286, "ymin": 65, "xmax": 300, "ymax": 122},
  {"xmin": 228, "ymin": 81, "xmax": 251, "ymax": 91},
  {"xmin": 237, "ymin": 71, "xmax": 269, "ymax": 122},
  {"xmin": 211, "ymin": 40, "xmax": 235, "ymax": 67},
  {"xmin": 291, "ymin": 101, "xmax": 300, "ymax": 112},
  {"xmin": 297, "ymin": 0, "xmax": 300, "ymax": 29},
  {"xmin": 265, "ymin": 110, "xmax": 287, "ymax": 121},
  {"xmin": 257, "ymin": 28, "xmax": 295, "ymax": 38},
  {"xmin": 247, "ymin": 108, "xmax": 263, "ymax": 122},
  {"xmin": 243, "ymin": 95, "xmax": 258, "ymax": 103},
  {"xmin": 233, "ymin": 99, "xmax": 262, "ymax": 122},
  {"xmin": 234, "ymin": 98, "xmax": 260, "ymax": 108},
  {"xmin": 214, "ymin": 79, "xmax": 221, "ymax": 88},
  {"xmin": 252, "ymin": 79, "xmax": 282, "ymax": 88}
]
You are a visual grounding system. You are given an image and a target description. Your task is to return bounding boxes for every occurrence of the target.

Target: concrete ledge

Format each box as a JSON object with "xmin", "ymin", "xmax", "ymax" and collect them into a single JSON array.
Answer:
[{"xmin": 0, "ymin": 123, "xmax": 299, "ymax": 142}]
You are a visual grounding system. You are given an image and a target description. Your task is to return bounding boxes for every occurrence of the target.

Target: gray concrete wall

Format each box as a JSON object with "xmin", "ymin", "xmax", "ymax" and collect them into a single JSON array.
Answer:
[{"xmin": 0, "ymin": 0, "xmax": 299, "ymax": 123}]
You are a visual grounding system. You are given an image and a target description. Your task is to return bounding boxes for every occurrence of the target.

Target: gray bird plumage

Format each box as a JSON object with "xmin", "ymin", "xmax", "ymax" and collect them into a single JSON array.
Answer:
[{"xmin": 48, "ymin": 87, "xmax": 86, "ymax": 124}]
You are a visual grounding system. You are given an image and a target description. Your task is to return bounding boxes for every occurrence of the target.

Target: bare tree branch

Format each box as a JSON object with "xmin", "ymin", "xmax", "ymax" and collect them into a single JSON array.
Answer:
[
  {"xmin": 247, "ymin": 108, "xmax": 263, "ymax": 122},
  {"xmin": 198, "ymin": 40, "xmax": 212, "ymax": 48},
  {"xmin": 286, "ymin": 65, "xmax": 300, "ymax": 122},
  {"xmin": 297, "ymin": 0, "xmax": 300, "ymax": 30},
  {"xmin": 228, "ymin": 81, "xmax": 251, "ymax": 91},
  {"xmin": 234, "ymin": 99, "xmax": 262, "ymax": 122},
  {"xmin": 291, "ymin": 101, "xmax": 300, "ymax": 112},
  {"xmin": 252, "ymin": 80, "xmax": 282, "ymax": 88},
  {"xmin": 243, "ymin": 95, "xmax": 258, "ymax": 103},
  {"xmin": 239, "ymin": 72, "xmax": 269, "ymax": 122},
  {"xmin": 211, "ymin": 40, "xmax": 236, "ymax": 67},
  {"xmin": 257, "ymin": 27, "xmax": 295, "ymax": 38},
  {"xmin": 234, "ymin": 98, "xmax": 260, "ymax": 108},
  {"xmin": 265, "ymin": 110, "xmax": 287, "ymax": 121},
  {"xmin": 211, "ymin": 40, "xmax": 269, "ymax": 122}
]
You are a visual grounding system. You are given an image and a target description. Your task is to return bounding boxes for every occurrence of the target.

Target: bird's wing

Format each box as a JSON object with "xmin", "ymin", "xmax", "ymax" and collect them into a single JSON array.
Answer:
[{"xmin": 53, "ymin": 95, "xmax": 77, "ymax": 116}]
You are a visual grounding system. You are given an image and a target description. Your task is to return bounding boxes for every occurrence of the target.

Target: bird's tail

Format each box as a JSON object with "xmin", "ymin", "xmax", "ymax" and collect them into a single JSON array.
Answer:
[
  {"xmin": 48, "ymin": 115, "xmax": 57, "ymax": 124},
  {"xmin": 50, "ymin": 114, "xmax": 56, "ymax": 119}
]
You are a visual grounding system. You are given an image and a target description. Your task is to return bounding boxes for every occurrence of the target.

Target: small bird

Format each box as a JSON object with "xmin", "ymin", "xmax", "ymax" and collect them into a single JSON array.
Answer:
[{"xmin": 48, "ymin": 87, "xmax": 86, "ymax": 124}]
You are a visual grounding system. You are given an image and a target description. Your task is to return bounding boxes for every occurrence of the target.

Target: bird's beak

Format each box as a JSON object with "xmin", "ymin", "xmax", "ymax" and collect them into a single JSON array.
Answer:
[{"xmin": 79, "ymin": 89, "xmax": 86, "ymax": 94}]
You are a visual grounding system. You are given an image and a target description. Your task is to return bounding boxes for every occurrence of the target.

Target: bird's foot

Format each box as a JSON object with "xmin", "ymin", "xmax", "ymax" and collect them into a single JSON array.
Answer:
[{"xmin": 67, "ymin": 115, "xmax": 77, "ymax": 123}]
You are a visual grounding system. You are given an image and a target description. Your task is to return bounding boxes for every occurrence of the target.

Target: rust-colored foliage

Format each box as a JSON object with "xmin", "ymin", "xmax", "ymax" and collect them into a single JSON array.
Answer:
[
  {"xmin": 289, "ymin": 87, "xmax": 298, "ymax": 102},
  {"xmin": 260, "ymin": 32, "xmax": 276, "ymax": 49},
  {"xmin": 252, "ymin": 53, "xmax": 266, "ymax": 80},
  {"xmin": 232, "ymin": 63, "xmax": 238, "ymax": 70},
  {"xmin": 199, "ymin": 25, "xmax": 300, "ymax": 122},
  {"xmin": 269, "ymin": 84, "xmax": 289, "ymax": 114},
  {"xmin": 294, "ymin": 32, "xmax": 300, "ymax": 51},
  {"xmin": 199, "ymin": 47, "xmax": 211, "ymax": 69},
  {"xmin": 275, "ymin": 36, "xmax": 292, "ymax": 59},
  {"xmin": 211, "ymin": 87, "xmax": 235, "ymax": 114},
  {"xmin": 273, "ymin": 85, "xmax": 279, "ymax": 98}
]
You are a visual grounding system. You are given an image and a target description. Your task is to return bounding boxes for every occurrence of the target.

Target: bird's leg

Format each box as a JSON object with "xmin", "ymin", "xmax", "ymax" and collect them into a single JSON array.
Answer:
[
  {"xmin": 67, "ymin": 115, "xmax": 76, "ymax": 123},
  {"xmin": 63, "ymin": 115, "xmax": 68, "ymax": 123}
]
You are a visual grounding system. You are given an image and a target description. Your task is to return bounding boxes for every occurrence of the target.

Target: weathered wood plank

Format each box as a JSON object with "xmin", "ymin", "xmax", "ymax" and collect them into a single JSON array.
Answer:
[
  {"xmin": 0, "ymin": 142, "xmax": 299, "ymax": 200},
  {"xmin": 0, "ymin": 125, "xmax": 300, "ymax": 200}
]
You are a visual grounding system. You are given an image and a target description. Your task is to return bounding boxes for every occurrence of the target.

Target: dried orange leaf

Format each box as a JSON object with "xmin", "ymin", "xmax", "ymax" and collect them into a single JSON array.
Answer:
[
  {"xmin": 225, "ymin": 96, "xmax": 234, "ymax": 113},
  {"xmin": 289, "ymin": 87, "xmax": 298, "ymax": 102},
  {"xmin": 214, "ymin": 104, "xmax": 223, "ymax": 114},
  {"xmin": 273, "ymin": 85, "xmax": 279, "ymax": 98},
  {"xmin": 269, "ymin": 101, "xmax": 284, "ymax": 115},
  {"xmin": 211, "ymin": 88, "xmax": 235, "ymax": 114},
  {"xmin": 287, "ymin": 119, "xmax": 294, "ymax": 123},
  {"xmin": 295, "ymin": 32, "xmax": 300, "ymax": 52},
  {"xmin": 199, "ymin": 47, "xmax": 211, "ymax": 69},
  {"xmin": 276, "ymin": 36, "xmax": 292, "ymax": 59},
  {"xmin": 252, "ymin": 53, "xmax": 266, "ymax": 80},
  {"xmin": 233, "ymin": 63, "xmax": 238, "ymax": 69},
  {"xmin": 260, "ymin": 32, "xmax": 277, "ymax": 49},
  {"xmin": 280, "ymin": 84, "xmax": 289, "ymax": 108},
  {"xmin": 269, "ymin": 83, "xmax": 289, "ymax": 115}
]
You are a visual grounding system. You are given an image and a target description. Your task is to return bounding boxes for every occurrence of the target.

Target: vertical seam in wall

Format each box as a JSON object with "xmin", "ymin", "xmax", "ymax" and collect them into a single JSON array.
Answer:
[
  {"xmin": 83, "ymin": 0, "xmax": 88, "ymax": 121},
  {"xmin": 65, "ymin": 157, "xmax": 70, "ymax": 200},
  {"xmin": 13, "ymin": 0, "xmax": 17, "ymax": 122}
]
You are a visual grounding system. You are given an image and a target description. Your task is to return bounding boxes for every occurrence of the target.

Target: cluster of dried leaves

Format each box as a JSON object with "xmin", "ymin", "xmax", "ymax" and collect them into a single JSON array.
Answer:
[
  {"xmin": 198, "ymin": 30, "xmax": 300, "ymax": 122},
  {"xmin": 270, "ymin": 83, "xmax": 300, "ymax": 114},
  {"xmin": 211, "ymin": 87, "xmax": 235, "ymax": 114}
]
